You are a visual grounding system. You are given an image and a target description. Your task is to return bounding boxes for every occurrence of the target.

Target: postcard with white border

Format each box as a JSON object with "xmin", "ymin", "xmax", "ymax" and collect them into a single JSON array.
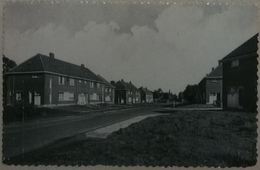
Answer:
[{"xmin": 1, "ymin": 0, "xmax": 260, "ymax": 168}]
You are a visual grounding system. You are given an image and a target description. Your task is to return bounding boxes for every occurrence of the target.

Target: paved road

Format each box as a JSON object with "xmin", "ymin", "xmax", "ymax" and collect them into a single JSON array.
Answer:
[{"xmin": 3, "ymin": 106, "xmax": 159, "ymax": 159}]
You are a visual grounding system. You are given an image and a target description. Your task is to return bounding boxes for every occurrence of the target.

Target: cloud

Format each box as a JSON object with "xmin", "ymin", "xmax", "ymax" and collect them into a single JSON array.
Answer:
[{"xmin": 5, "ymin": 5, "xmax": 258, "ymax": 93}]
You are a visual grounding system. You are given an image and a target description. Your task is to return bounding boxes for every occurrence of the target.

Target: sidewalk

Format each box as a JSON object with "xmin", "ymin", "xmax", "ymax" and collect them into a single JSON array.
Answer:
[{"xmin": 85, "ymin": 113, "xmax": 165, "ymax": 138}]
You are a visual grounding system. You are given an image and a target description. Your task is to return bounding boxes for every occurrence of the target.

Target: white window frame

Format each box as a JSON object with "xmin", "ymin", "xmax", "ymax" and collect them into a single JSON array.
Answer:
[
  {"xmin": 58, "ymin": 76, "xmax": 65, "ymax": 85},
  {"xmin": 90, "ymin": 82, "xmax": 94, "ymax": 88},
  {"xmin": 231, "ymin": 59, "xmax": 239, "ymax": 68},
  {"xmin": 69, "ymin": 78, "xmax": 75, "ymax": 86},
  {"xmin": 58, "ymin": 92, "xmax": 64, "ymax": 101},
  {"xmin": 16, "ymin": 92, "xmax": 22, "ymax": 101}
]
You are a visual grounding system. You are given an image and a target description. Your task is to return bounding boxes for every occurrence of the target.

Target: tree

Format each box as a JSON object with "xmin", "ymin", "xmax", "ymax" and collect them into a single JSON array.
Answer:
[
  {"xmin": 3, "ymin": 55, "xmax": 17, "ymax": 107},
  {"xmin": 3, "ymin": 55, "xmax": 17, "ymax": 73},
  {"xmin": 183, "ymin": 84, "xmax": 201, "ymax": 104}
]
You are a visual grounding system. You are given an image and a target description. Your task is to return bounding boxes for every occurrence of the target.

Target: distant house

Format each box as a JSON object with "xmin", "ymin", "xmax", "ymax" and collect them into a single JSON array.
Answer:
[
  {"xmin": 113, "ymin": 80, "xmax": 141, "ymax": 104},
  {"xmin": 197, "ymin": 62, "xmax": 223, "ymax": 106},
  {"xmin": 198, "ymin": 78, "xmax": 206, "ymax": 104},
  {"xmin": 97, "ymin": 75, "xmax": 115, "ymax": 104},
  {"xmin": 4, "ymin": 53, "xmax": 114, "ymax": 106},
  {"xmin": 139, "ymin": 87, "xmax": 153, "ymax": 103},
  {"xmin": 205, "ymin": 63, "xmax": 223, "ymax": 106},
  {"xmin": 221, "ymin": 34, "xmax": 258, "ymax": 112}
]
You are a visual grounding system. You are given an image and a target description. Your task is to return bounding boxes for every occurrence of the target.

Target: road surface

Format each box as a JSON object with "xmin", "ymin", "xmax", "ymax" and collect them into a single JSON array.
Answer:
[{"xmin": 3, "ymin": 106, "xmax": 159, "ymax": 159}]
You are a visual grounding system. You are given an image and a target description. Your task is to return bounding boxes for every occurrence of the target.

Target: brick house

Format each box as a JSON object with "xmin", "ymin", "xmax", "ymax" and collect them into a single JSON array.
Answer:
[
  {"xmin": 113, "ymin": 80, "xmax": 141, "ymax": 104},
  {"xmin": 198, "ymin": 78, "xmax": 206, "ymax": 104},
  {"xmin": 197, "ymin": 62, "xmax": 223, "ymax": 106},
  {"xmin": 139, "ymin": 87, "xmax": 153, "ymax": 103},
  {"xmin": 4, "ymin": 53, "xmax": 114, "ymax": 106},
  {"xmin": 222, "ymin": 34, "xmax": 258, "ymax": 112},
  {"xmin": 97, "ymin": 75, "xmax": 115, "ymax": 104},
  {"xmin": 205, "ymin": 63, "xmax": 223, "ymax": 106}
]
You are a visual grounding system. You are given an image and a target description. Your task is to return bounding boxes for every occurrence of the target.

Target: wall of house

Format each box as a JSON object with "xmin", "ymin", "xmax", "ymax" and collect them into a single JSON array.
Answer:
[
  {"xmin": 5, "ymin": 74, "xmax": 45, "ymax": 106},
  {"xmin": 223, "ymin": 53, "xmax": 258, "ymax": 112},
  {"xmin": 104, "ymin": 87, "xmax": 115, "ymax": 104},
  {"xmin": 115, "ymin": 89, "xmax": 127, "ymax": 104},
  {"xmin": 146, "ymin": 94, "xmax": 154, "ymax": 103},
  {"xmin": 43, "ymin": 74, "xmax": 107, "ymax": 106},
  {"xmin": 205, "ymin": 78, "xmax": 222, "ymax": 106}
]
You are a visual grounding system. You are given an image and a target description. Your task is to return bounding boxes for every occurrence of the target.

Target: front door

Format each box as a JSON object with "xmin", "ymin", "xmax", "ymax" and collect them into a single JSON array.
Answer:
[
  {"xmin": 209, "ymin": 93, "xmax": 217, "ymax": 104},
  {"xmin": 34, "ymin": 92, "xmax": 41, "ymax": 106},
  {"xmin": 78, "ymin": 93, "xmax": 87, "ymax": 105},
  {"xmin": 227, "ymin": 87, "xmax": 240, "ymax": 108}
]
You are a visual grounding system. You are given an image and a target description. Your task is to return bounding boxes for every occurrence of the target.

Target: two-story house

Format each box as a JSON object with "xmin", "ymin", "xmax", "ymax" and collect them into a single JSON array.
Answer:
[
  {"xmin": 113, "ymin": 80, "xmax": 141, "ymax": 104},
  {"xmin": 4, "ymin": 53, "xmax": 113, "ymax": 106},
  {"xmin": 139, "ymin": 87, "xmax": 153, "ymax": 103},
  {"xmin": 222, "ymin": 34, "xmax": 258, "ymax": 112}
]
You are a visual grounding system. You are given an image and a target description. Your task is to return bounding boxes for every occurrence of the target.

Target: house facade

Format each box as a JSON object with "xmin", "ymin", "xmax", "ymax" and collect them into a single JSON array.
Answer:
[
  {"xmin": 222, "ymin": 34, "xmax": 258, "ymax": 112},
  {"xmin": 97, "ymin": 75, "xmax": 115, "ymax": 104},
  {"xmin": 196, "ymin": 63, "xmax": 223, "ymax": 107},
  {"xmin": 113, "ymin": 80, "xmax": 141, "ymax": 104},
  {"xmin": 139, "ymin": 87, "xmax": 153, "ymax": 103},
  {"xmin": 4, "ymin": 53, "xmax": 114, "ymax": 106},
  {"xmin": 205, "ymin": 63, "xmax": 223, "ymax": 107}
]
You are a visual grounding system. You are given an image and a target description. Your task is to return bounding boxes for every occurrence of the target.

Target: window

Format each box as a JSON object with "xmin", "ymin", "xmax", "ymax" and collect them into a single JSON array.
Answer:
[
  {"xmin": 32, "ymin": 75, "xmax": 39, "ymax": 78},
  {"xmin": 79, "ymin": 80, "xmax": 82, "ymax": 83},
  {"xmin": 58, "ymin": 92, "xmax": 74, "ymax": 101},
  {"xmin": 69, "ymin": 78, "xmax": 75, "ymax": 86},
  {"xmin": 58, "ymin": 76, "xmax": 65, "ymax": 85},
  {"xmin": 97, "ymin": 83, "xmax": 100, "ymax": 88},
  {"xmin": 16, "ymin": 92, "xmax": 22, "ymax": 101},
  {"xmin": 231, "ymin": 60, "xmax": 239, "ymax": 67},
  {"xmin": 90, "ymin": 82, "xmax": 94, "ymax": 88},
  {"xmin": 58, "ymin": 92, "xmax": 64, "ymax": 101},
  {"xmin": 84, "ymin": 80, "xmax": 87, "ymax": 84},
  {"xmin": 90, "ymin": 93, "xmax": 98, "ymax": 100},
  {"xmin": 211, "ymin": 80, "xmax": 218, "ymax": 83},
  {"xmin": 64, "ymin": 92, "xmax": 74, "ymax": 101}
]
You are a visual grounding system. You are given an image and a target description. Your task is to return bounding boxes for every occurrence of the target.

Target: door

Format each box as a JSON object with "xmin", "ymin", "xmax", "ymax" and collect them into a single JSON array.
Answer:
[
  {"xmin": 34, "ymin": 92, "xmax": 41, "ymax": 106},
  {"xmin": 227, "ymin": 87, "xmax": 240, "ymax": 108},
  {"xmin": 78, "ymin": 93, "xmax": 86, "ymax": 105},
  {"xmin": 208, "ymin": 93, "xmax": 217, "ymax": 104}
]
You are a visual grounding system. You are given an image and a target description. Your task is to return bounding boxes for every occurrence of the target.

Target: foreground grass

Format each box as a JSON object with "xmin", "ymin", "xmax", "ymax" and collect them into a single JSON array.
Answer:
[{"xmin": 6, "ymin": 110, "xmax": 257, "ymax": 167}]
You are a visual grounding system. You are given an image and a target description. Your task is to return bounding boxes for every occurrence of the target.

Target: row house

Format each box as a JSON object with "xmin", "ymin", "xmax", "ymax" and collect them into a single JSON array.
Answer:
[
  {"xmin": 97, "ymin": 75, "xmax": 115, "ymax": 104},
  {"xmin": 221, "ymin": 33, "xmax": 258, "ymax": 112},
  {"xmin": 4, "ymin": 53, "xmax": 114, "ymax": 106},
  {"xmin": 112, "ymin": 80, "xmax": 141, "ymax": 104},
  {"xmin": 139, "ymin": 87, "xmax": 153, "ymax": 103},
  {"xmin": 205, "ymin": 63, "xmax": 223, "ymax": 107}
]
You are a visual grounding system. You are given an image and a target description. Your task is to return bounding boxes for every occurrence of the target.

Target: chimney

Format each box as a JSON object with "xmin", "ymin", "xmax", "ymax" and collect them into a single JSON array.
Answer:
[
  {"xmin": 81, "ymin": 64, "xmax": 85, "ymax": 68},
  {"xmin": 211, "ymin": 67, "xmax": 214, "ymax": 71},
  {"xmin": 49, "ymin": 52, "xmax": 55, "ymax": 59}
]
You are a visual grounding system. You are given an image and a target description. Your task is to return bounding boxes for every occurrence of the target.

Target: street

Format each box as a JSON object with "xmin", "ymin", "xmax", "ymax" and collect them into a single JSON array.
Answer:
[{"xmin": 3, "ymin": 106, "xmax": 159, "ymax": 159}]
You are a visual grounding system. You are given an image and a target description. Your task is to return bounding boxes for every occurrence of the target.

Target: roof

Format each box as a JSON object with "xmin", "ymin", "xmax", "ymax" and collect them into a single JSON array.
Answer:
[
  {"xmin": 115, "ymin": 80, "xmax": 138, "ymax": 91},
  {"xmin": 222, "ymin": 33, "xmax": 258, "ymax": 62},
  {"xmin": 206, "ymin": 64, "xmax": 222, "ymax": 78},
  {"xmin": 97, "ymin": 75, "xmax": 115, "ymax": 88},
  {"xmin": 6, "ymin": 53, "xmax": 104, "ymax": 82},
  {"xmin": 139, "ymin": 87, "xmax": 153, "ymax": 94}
]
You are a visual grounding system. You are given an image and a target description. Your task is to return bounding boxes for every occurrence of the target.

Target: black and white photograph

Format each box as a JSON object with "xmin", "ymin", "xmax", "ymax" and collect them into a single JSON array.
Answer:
[{"xmin": 1, "ymin": 0, "xmax": 259, "ymax": 167}]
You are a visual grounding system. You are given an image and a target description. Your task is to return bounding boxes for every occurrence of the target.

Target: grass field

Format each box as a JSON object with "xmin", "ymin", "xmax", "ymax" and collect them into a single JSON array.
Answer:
[{"xmin": 6, "ymin": 110, "xmax": 257, "ymax": 167}]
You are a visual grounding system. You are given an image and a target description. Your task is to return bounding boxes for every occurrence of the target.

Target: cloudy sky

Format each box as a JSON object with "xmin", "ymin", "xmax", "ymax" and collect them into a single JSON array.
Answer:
[{"xmin": 4, "ymin": 2, "xmax": 258, "ymax": 94}]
